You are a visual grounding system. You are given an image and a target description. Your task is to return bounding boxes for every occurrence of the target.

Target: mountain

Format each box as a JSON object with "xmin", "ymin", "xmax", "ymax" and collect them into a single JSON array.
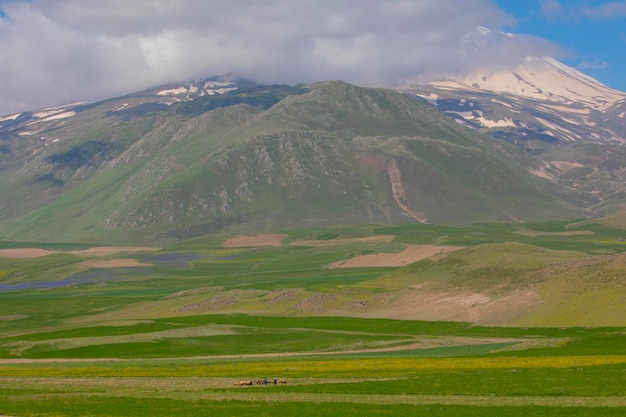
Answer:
[
  {"xmin": 401, "ymin": 26, "xmax": 626, "ymax": 149},
  {"xmin": 401, "ymin": 55, "xmax": 626, "ymax": 215},
  {"xmin": 0, "ymin": 80, "xmax": 590, "ymax": 243},
  {"xmin": 406, "ymin": 55, "xmax": 626, "ymax": 148}
]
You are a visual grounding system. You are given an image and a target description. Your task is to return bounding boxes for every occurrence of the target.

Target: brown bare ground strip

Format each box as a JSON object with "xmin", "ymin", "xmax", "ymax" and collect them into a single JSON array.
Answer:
[
  {"xmin": 0, "ymin": 248, "xmax": 57, "ymax": 258},
  {"xmin": 222, "ymin": 234, "xmax": 288, "ymax": 248},
  {"xmin": 0, "ymin": 246, "xmax": 159, "ymax": 259},
  {"xmin": 329, "ymin": 245, "xmax": 463, "ymax": 268},
  {"xmin": 78, "ymin": 259, "xmax": 153, "ymax": 268}
]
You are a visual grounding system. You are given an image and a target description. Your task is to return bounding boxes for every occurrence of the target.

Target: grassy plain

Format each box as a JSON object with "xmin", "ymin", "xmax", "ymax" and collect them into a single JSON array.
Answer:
[{"xmin": 0, "ymin": 220, "xmax": 625, "ymax": 415}]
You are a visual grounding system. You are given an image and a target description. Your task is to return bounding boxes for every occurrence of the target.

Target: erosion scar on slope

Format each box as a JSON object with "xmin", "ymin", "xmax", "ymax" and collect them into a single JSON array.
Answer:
[{"xmin": 388, "ymin": 159, "xmax": 427, "ymax": 223}]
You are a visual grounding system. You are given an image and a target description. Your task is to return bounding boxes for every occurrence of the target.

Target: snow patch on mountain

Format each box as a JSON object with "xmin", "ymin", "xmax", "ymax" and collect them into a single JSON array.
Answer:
[
  {"xmin": 447, "ymin": 110, "xmax": 516, "ymax": 128},
  {"xmin": 535, "ymin": 117, "xmax": 576, "ymax": 141},
  {"xmin": 156, "ymin": 80, "xmax": 238, "ymax": 98},
  {"xmin": 0, "ymin": 113, "xmax": 21, "ymax": 122},
  {"xmin": 414, "ymin": 92, "xmax": 438, "ymax": 106},
  {"xmin": 157, "ymin": 87, "xmax": 188, "ymax": 96},
  {"xmin": 476, "ymin": 116, "xmax": 516, "ymax": 128},
  {"xmin": 39, "ymin": 111, "xmax": 76, "ymax": 122}
]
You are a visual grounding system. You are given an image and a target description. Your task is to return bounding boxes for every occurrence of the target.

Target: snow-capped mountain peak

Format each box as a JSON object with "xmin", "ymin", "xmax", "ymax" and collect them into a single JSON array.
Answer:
[
  {"xmin": 404, "ymin": 55, "xmax": 626, "ymax": 147},
  {"xmin": 430, "ymin": 56, "xmax": 625, "ymax": 111}
]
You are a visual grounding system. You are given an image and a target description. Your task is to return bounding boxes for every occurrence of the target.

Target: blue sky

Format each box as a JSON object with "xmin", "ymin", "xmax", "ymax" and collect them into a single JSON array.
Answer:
[
  {"xmin": 0, "ymin": 0, "xmax": 624, "ymax": 115},
  {"xmin": 494, "ymin": 0, "xmax": 626, "ymax": 91}
]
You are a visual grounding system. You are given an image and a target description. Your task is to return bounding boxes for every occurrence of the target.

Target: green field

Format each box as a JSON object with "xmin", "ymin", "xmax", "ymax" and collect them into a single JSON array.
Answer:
[{"xmin": 0, "ymin": 220, "xmax": 625, "ymax": 415}]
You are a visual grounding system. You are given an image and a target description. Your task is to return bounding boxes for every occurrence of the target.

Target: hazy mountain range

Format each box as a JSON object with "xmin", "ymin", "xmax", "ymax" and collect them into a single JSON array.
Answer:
[{"xmin": 0, "ymin": 56, "xmax": 624, "ymax": 244}]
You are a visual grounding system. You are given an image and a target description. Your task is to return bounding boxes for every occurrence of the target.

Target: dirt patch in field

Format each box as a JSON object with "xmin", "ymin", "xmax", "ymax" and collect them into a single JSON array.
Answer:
[
  {"xmin": 329, "ymin": 245, "xmax": 463, "ymax": 268},
  {"xmin": 0, "ymin": 246, "xmax": 159, "ymax": 259},
  {"xmin": 78, "ymin": 259, "xmax": 153, "ymax": 269},
  {"xmin": 222, "ymin": 234, "xmax": 288, "ymax": 248},
  {"xmin": 0, "ymin": 248, "xmax": 58, "ymax": 258}
]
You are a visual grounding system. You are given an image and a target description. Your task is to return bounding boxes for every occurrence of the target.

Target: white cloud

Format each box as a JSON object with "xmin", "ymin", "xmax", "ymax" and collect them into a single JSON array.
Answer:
[{"xmin": 0, "ymin": 0, "xmax": 559, "ymax": 115}]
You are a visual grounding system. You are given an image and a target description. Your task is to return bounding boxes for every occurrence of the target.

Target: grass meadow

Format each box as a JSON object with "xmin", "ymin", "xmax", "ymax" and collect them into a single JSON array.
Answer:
[{"xmin": 0, "ymin": 220, "xmax": 625, "ymax": 415}]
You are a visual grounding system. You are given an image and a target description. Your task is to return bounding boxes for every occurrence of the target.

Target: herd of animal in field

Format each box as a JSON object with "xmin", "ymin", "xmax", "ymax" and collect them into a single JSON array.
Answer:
[{"xmin": 234, "ymin": 378, "xmax": 288, "ymax": 386}]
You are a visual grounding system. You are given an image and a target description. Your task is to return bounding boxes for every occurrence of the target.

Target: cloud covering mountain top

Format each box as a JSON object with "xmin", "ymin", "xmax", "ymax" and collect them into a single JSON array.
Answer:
[{"xmin": 0, "ymin": 0, "xmax": 560, "ymax": 115}]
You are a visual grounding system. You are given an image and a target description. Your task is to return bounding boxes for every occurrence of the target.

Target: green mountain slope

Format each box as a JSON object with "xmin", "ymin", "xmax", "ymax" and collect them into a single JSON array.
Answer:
[{"xmin": 0, "ymin": 81, "xmax": 590, "ymax": 243}]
